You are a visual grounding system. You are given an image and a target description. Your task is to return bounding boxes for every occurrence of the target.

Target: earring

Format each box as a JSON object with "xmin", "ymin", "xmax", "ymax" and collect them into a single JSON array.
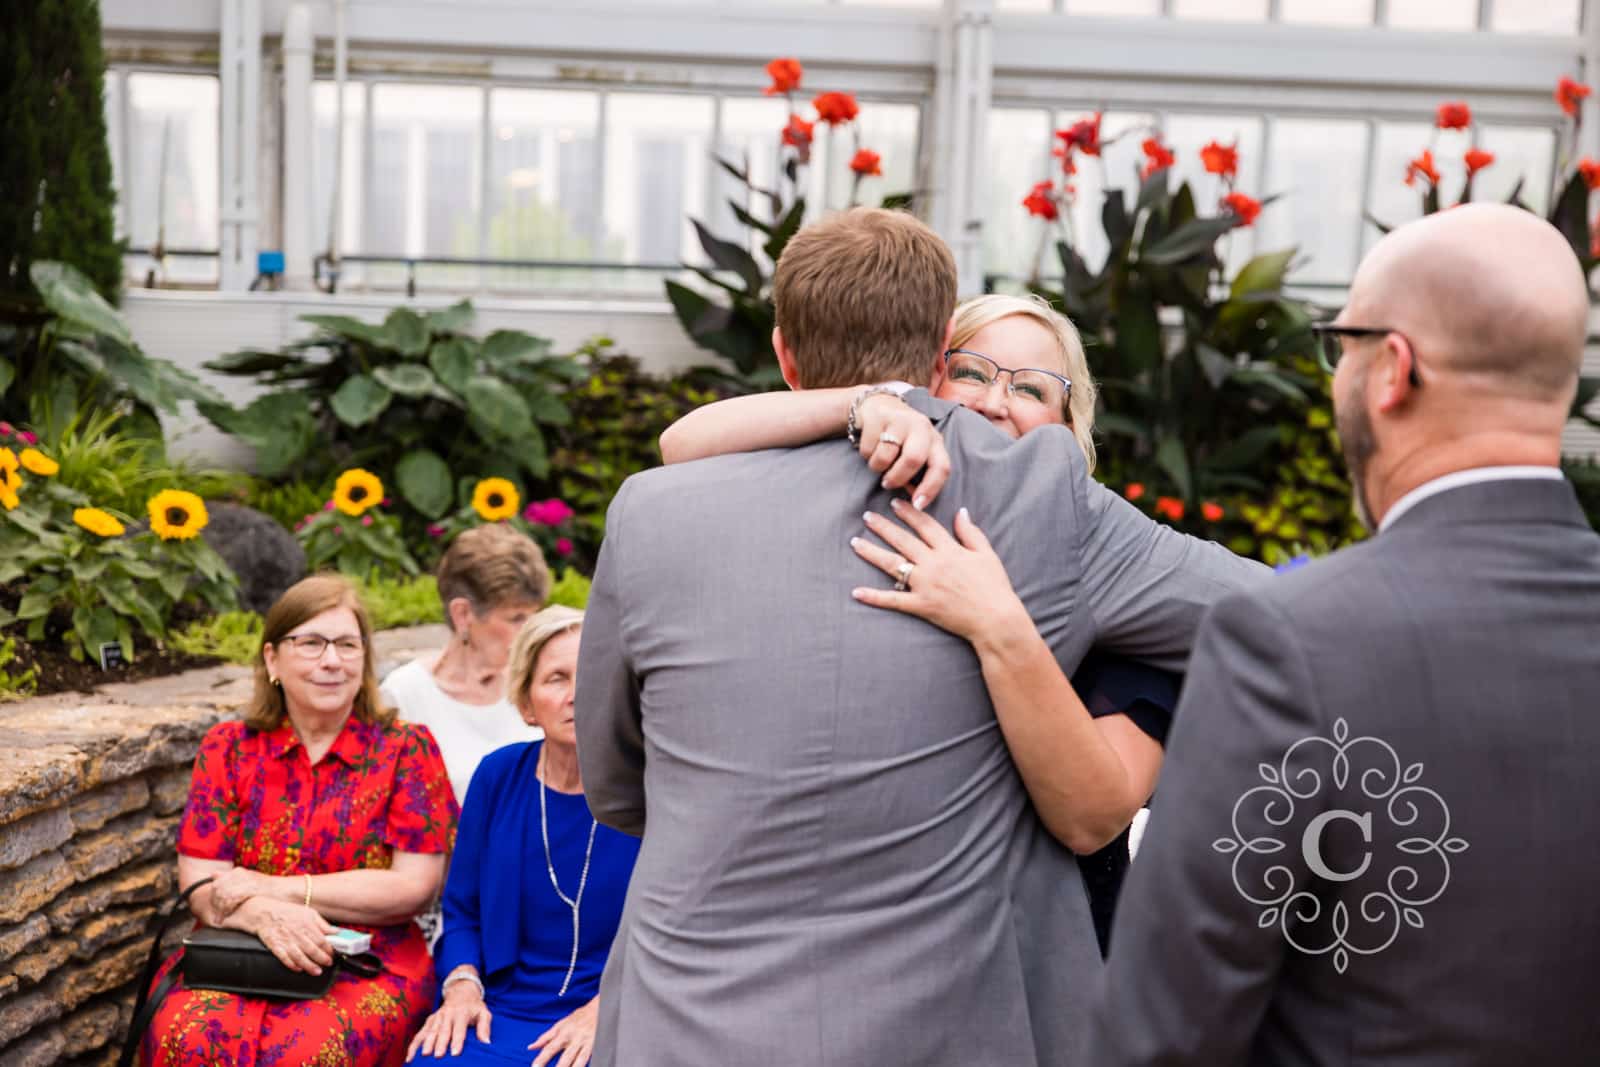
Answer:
[
  {"xmin": 461, "ymin": 629, "xmax": 472, "ymax": 649},
  {"xmin": 269, "ymin": 675, "xmax": 281, "ymax": 687}
]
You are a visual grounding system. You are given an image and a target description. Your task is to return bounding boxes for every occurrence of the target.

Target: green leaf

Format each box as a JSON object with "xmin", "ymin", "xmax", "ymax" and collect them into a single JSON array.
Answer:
[
  {"xmin": 0, "ymin": 357, "xmax": 12, "ymax": 395},
  {"xmin": 16, "ymin": 592, "xmax": 53, "ymax": 621},
  {"xmin": 1231, "ymin": 249, "xmax": 1297, "ymax": 300},
  {"xmin": 1102, "ymin": 188, "xmax": 1133, "ymax": 251},
  {"xmin": 1203, "ymin": 425, "xmax": 1282, "ymax": 472},
  {"xmin": 53, "ymin": 338, "xmax": 105, "ymax": 376},
  {"xmin": 373, "ymin": 363, "xmax": 447, "ymax": 399},
  {"xmin": 462, "ymin": 376, "xmax": 536, "ymax": 439},
  {"xmin": 481, "ymin": 330, "xmax": 553, "ymax": 369},
  {"xmin": 203, "ymin": 349, "xmax": 307, "ymax": 375},
  {"xmin": 528, "ymin": 391, "xmax": 572, "ymax": 427},
  {"xmin": 96, "ymin": 337, "xmax": 178, "ymax": 413},
  {"xmin": 198, "ymin": 392, "xmax": 317, "ymax": 478},
  {"xmin": 1549, "ymin": 171, "xmax": 1591, "ymax": 260},
  {"xmin": 424, "ymin": 300, "xmax": 475, "ymax": 335},
  {"xmin": 1095, "ymin": 412, "xmax": 1147, "ymax": 440},
  {"xmin": 692, "ymin": 220, "xmax": 764, "ymax": 294},
  {"xmin": 395, "ymin": 448, "xmax": 454, "ymax": 518},
  {"xmin": 30, "ymin": 261, "xmax": 134, "ymax": 346},
  {"xmin": 300, "ymin": 313, "xmax": 388, "ymax": 347},
  {"xmin": 1115, "ymin": 285, "xmax": 1162, "ymax": 374},
  {"xmin": 729, "ymin": 201, "xmax": 775, "ymax": 236},
  {"xmin": 1194, "ymin": 344, "xmax": 1235, "ymax": 390},
  {"xmin": 429, "ymin": 337, "xmax": 476, "ymax": 394},
  {"xmin": 156, "ymin": 568, "xmax": 189, "ymax": 602},
  {"xmin": 764, "ymin": 199, "xmax": 807, "ymax": 264},
  {"xmin": 329, "ymin": 374, "xmax": 393, "ymax": 427},
  {"xmin": 382, "ymin": 308, "xmax": 430, "ymax": 357},
  {"xmin": 1136, "ymin": 167, "xmax": 1171, "ymax": 216},
  {"xmin": 1229, "ymin": 367, "xmax": 1309, "ymax": 406},
  {"xmin": 879, "ymin": 191, "xmax": 917, "ymax": 212},
  {"xmin": 1154, "ymin": 436, "xmax": 1194, "ymax": 501},
  {"xmin": 1142, "ymin": 215, "xmax": 1239, "ymax": 266}
]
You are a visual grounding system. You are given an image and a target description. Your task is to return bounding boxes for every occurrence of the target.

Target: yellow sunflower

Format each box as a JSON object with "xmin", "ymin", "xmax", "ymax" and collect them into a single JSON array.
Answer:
[
  {"xmin": 0, "ymin": 447, "xmax": 17, "ymax": 476},
  {"xmin": 19, "ymin": 448, "xmax": 59, "ymax": 477},
  {"xmin": 74, "ymin": 507, "xmax": 126, "ymax": 538},
  {"xmin": 472, "ymin": 477, "xmax": 520, "ymax": 522},
  {"xmin": 0, "ymin": 482, "xmax": 18, "ymax": 511},
  {"xmin": 333, "ymin": 468, "xmax": 384, "ymax": 517},
  {"xmin": 147, "ymin": 489, "xmax": 209, "ymax": 540}
]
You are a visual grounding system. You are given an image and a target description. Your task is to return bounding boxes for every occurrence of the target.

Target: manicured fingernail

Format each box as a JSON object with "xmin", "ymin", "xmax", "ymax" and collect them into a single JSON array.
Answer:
[
  {"xmin": 958, "ymin": 507, "xmax": 969, "ymax": 522},
  {"xmin": 849, "ymin": 537, "xmax": 863, "ymax": 549},
  {"xmin": 851, "ymin": 588, "xmax": 867, "ymax": 600},
  {"xmin": 890, "ymin": 498, "xmax": 906, "ymax": 511},
  {"xmin": 913, "ymin": 494, "xmax": 928, "ymax": 511},
  {"xmin": 862, "ymin": 511, "xmax": 874, "ymax": 523}
]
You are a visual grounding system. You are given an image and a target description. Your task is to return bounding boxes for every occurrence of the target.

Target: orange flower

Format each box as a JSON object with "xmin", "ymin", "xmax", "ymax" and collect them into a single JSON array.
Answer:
[
  {"xmin": 1580, "ymin": 158, "xmax": 1600, "ymax": 190},
  {"xmin": 849, "ymin": 149, "xmax": 882, "ymax": 177},
  {"xmin": 1435, "ymin": 101, "xmax": 1472, "ymax": 130},
  {"xmin": 764, "ymin": 58, "xmax": 803, "ymax": 97},
  {"xmin": 1022, "ymin": 181, "xmax": 1058, "ymax": 221},
  {"xmin": 1404, "ymin": 149, "xmax": 1441, "ymax": 187},
  {"xmin": 1221, "ymin": 192, "xmax": 1262, "ymax": 226},
  {"xmin": 812, "ymin": 91, "xmax": 859, "ymax": 126},
  {"xmin": 1154, "ymin": 496, "xmax": 1186, "ymax": 521},
  {"xmin": 1055, "ymin": 113, "xmax": 1102, "ymax": 157},
  {"xmin": 1124, "ymin": 483, "xmax": 1146, "ymax": 502},
  {"xmin": 1557, "ymin": 76, "xmax": 1592, "ymax": 117},
  {"xmin": 782, "ymin": 114, "xmax": 814, "ymax": 163},
  {"xmin": 1201, "ymin": 501, "xmax": 1225, "ymax": 522},
  {"xmin": 1200, "ymin": 140, "xmax": 1239, "ymax": 178},
  {"xmin": 1052, "ymin": 146, "xmax": 1078, "ymax": 176},
  {"xmin": 1464, "ymin": 148, "xmax": 1495, "ymax": 177},
  {"xmin": 1140, "ymin": 138, "xmax": 1175, "ymax": 179}
]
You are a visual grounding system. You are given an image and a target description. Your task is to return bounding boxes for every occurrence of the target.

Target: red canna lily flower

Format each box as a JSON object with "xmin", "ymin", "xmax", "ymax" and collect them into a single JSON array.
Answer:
[
  {"xmin": 812, "ymin": 91, "xmax": 859, "ymax": 126},
  {"xmin": 1580, "ymin": 158, "xmax": 1600, "ymax": 190},
  {"xmin": 1220, "ymin": 191, "xmax": 1262, "ymax": 226},
  {"xmin": 764, "ymin": 58, "xmax": 803, "ymax": 97},
  {"xmin": 1464, "ymin": 148, "xmax": 1495, "ymax": 177},
  {"xmin": 1022, "ymin": 180, "xmax": 1058, "ymax": 221},
  {"xmin": 1155, "ymin": 496, "xmax": 1186, "ymax": 521},
  {"xmin": 782, "ymin": 114, "xmax": 815, "ymax": 162},
  {"xmin": 1140, "ymin": 138, "xmax": 1176, "ymax": 179},
  {"xmin": 1124, "ymin": 483, "xmax": 1146, "ymax": 502},
  {"xmin": 849, "ymin": 149, "xmax": 882, "ymax": 177},
  {"xmin": 1200, "ymin": 140, "xmax": 1239, "ymax": 178},
  {"xmin": 1435, "ymin": 101, "xmax": 1472, "ymax": 130},
  {"xmin": 1557, "ymin": 76, "xmax": 1592, "ymax": 117},
  {"xmin": 1404, "ymin": 149, "xmax": 1441, "ymax": 187},
  {"xmin": 1202, "ymin": 501, "xmax": 1225, "ymax": 522},
  {"xmin": 1055, "ymin": 113, "xmax": 1103, "ymax": 157}
]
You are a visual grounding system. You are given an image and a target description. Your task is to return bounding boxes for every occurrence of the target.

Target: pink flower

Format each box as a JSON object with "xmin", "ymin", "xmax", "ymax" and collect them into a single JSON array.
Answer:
[
  {"xmin": 556, "ymin": 537, "xmax": 574, "ymax": 556},
  {"xmin": 524, "ymin": 498, "xmax": 576, "ymax": 526},
  {"xmin": 324, "ymin": 500, "xmax": 336, "ymax": 511},
  {"xmin": 361, "ymin": 515, "xmax": 373, "ymax": 527},
  {"xmin": 0, "ymin": 422, "xmax": 11, "ymax": 436},
  {"xmin": 427, "ymin": 524, "xmax": 446, "ymax": 538},
  {"xmin": 332, "ymin": 526, "xmax": 344, "ymax": 536},
  {"xmin": 381, "ymin": 497, "xmax": 392, "ymax": 507},
  {"xmin": 18, "ymin": 431, "xmax": 37, "ymax": 446}
]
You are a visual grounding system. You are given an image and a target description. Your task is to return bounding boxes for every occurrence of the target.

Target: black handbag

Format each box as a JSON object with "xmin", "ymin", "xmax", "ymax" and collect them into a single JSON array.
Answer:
[{"xmin": 118, "ymin": 876, "xmax": 382, "ymax": 1066}]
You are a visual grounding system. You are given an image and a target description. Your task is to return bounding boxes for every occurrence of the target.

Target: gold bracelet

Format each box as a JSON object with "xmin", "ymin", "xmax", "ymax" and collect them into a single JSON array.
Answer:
[{"xmin": 303, "ymin": 873, "xmax": 313, "ymax": 909}]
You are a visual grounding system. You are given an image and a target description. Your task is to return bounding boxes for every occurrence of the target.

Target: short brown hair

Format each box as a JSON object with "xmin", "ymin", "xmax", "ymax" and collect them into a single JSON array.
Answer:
[
  {"xmin": 774, "ymin": 208, "xmax": 957, "ymax": 388},
  {"xmin": 245, "ymin": 574, "xmax": 392, "ymax": 732},
  {"xmin": 436, "ymin": 524, "xmax": 551, "ymax": 630}
]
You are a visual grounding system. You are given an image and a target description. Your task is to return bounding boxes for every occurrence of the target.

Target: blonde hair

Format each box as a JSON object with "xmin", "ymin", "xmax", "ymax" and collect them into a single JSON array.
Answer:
[
  {"xmin": 504, "ymin": 605, "xmax": 584, "ymax": 712},
  {"xmin": 949, "ymin": 294, "xmax": 1099, "ymax": 472},
  {"xmin": 436, "ymin": 523, "xmax": 551, "ymax": 631},
  {"xmin": 774, "ymin": 207, "xmax": 957, "ymax": 388},
  {"xmin": 245, "ymin": 574, "xmax": 393, "ymax": 732}
]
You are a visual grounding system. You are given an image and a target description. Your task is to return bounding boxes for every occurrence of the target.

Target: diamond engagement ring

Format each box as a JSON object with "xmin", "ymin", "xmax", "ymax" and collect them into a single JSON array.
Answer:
[
  {"xmin": 879, "ymin": 432, "xmax": 902, "ymax": 448},
  {"xmin": 893, "ymin": 559, "xmax": 915, "ymax": 591}
]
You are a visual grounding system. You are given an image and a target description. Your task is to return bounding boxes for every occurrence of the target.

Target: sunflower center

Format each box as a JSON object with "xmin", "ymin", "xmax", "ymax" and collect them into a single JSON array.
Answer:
[
  {"xmin": 166, "ymin": 507, "xmax": 189, "ymax": 526},
  {"xmin": 349, "ymin": 486, "xmax": 368, "ymax": 502},
  {"xmin": 488, "ymin": 493, "xmax": 504, "ymax": 508}
]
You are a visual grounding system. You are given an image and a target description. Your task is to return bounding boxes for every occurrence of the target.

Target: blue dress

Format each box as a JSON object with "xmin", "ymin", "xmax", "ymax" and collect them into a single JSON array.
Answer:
[{"xmin": 434, "ymin": 740, "xmax": 640, "ymax": 1063}]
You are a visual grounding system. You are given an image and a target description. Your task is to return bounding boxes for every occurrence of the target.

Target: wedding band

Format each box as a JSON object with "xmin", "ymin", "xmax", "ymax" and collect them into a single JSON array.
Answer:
[
  {"xmin": 879, "ymin": 432, "xmax": 902, "ymax": 448},
  {"xmin": 893, "ymin": 560, "xmax": 915, "ymax": 591}
]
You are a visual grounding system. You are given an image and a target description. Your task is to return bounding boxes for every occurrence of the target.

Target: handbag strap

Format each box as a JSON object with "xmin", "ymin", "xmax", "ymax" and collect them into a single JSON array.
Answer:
[{"xmin": 118, "ymin": 876, "xmax": 214, "ymax": 1067}]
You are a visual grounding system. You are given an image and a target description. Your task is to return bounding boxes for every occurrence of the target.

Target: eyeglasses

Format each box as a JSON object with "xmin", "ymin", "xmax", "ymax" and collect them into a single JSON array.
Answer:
[
  {"xmin": 1309, "ymin": 323, "xmax": 1423, "ymax": 387},
  {"xmin": 277, "ymin": 633, "xmax": 365, "ymax": 660},
  {"xmin": 943, "ymin": 349, "xmax": 1071, "ymax": 410}
]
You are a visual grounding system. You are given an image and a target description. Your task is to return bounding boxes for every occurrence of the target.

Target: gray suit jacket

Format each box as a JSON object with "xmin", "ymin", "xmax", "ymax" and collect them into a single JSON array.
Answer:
[
  {"xmin": 1085, "ymin": 476, "xmax": 1600, "ymax": 1066},
  {"xmin": 576, "ymin": 391, "xmax": 1266, "ymax": 1067}
]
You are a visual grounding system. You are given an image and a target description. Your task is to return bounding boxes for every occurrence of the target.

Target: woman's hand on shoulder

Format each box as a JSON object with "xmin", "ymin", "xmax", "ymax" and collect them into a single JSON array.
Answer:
[
  {"xmin": 228, "ymin": 896, "xmax": 334, "ymax": 974},
  {"xmin": 529, "ymin": 996, "xmax": 598, "ymax": 1067},
  {"xmin": 855, "ymin": 392, "xmax": 950, "ymax": 509},
  {"xmin": 407, "ymin": 974, "xmax": 492, "ymax": 1060},
  {"xmin": 851, "ymin": 499, "xmax": 1031, "ymax": 647}
]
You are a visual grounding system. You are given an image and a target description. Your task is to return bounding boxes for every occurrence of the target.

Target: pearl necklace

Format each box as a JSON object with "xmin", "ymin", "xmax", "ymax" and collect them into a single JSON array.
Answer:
[{"xmin": 538, "ymin": 756, "xmax": 598, "ymax": 998}]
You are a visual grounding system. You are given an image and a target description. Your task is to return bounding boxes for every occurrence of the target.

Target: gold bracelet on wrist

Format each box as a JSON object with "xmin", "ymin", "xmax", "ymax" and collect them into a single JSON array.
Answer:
[{"xmin": 303, "ymin": 873, "xmax": 313, "ymax": 909}]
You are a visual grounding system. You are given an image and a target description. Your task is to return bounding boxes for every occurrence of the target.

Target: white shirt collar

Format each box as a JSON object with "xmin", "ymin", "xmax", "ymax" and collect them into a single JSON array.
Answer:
[{"xmin": 1379, "ymin": 466, "xmax": 1564, "ymax": 532}]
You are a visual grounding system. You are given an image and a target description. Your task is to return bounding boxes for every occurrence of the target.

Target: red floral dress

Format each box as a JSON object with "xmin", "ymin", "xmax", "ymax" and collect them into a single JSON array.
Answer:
[{"xmin": 142, "ymin": 716, "xmax": 458, "ymax": 1067}]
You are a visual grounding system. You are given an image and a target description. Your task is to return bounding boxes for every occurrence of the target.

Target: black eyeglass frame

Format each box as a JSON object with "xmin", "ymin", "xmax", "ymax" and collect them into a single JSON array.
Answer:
[
  {"xmin": 1309, "ymin": 324, "xmax": 1422, "ymax": 387},
  {"xmin": 943, "ymin": 348, "xmax": 1072, "ymax": 406}
]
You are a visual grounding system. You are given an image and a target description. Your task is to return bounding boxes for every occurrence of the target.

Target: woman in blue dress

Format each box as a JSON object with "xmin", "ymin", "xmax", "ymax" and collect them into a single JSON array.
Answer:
[{"xmin": 407, "ymin": 606, "xmax": 639, "ymax": 1067}]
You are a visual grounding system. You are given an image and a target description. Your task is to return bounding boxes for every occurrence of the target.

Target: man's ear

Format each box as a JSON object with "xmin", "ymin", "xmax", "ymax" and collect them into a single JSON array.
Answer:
[
  {"xmin": 774, "ymin": 327, "xmax": 803, "ymax": 391},
  {"xmin": 926, "ymin": 318, "xmax": 956, "ymax": 392},
  {"xmin": 1374, "ymin": 332, "xmax": 1418, "ymax": 414}
]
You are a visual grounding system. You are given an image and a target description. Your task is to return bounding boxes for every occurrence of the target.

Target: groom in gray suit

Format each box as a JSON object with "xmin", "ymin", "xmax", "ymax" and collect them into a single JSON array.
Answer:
[
  {"xmin": 1086, "ymin": 203, "xmax": 1600, "ymax": 1065},
  {"xmin": 576, "ymin": 208, "xmax": 1264, "ymax": 1066}
]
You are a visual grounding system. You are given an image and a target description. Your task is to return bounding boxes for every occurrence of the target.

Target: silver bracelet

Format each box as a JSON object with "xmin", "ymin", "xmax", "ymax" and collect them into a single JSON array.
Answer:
[
  {"xmin": 441, "ymin": 967, "xmax": 484, "ymax": 999},
  {"xmin": 847, "ymin": 385, "xmax": 904, "ymax": 446}
]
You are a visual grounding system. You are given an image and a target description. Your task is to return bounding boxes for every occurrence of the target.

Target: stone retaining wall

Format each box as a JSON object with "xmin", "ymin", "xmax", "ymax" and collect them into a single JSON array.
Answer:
[{"xmin": 0, "ymin": 703, "xmax": 228, "ymax": 1067}]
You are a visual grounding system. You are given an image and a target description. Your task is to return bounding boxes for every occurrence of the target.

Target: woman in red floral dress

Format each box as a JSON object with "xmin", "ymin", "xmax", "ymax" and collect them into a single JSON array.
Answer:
[{"xmin": 142, "ymin": 575, "xmax": 458, "ymax": 1067}]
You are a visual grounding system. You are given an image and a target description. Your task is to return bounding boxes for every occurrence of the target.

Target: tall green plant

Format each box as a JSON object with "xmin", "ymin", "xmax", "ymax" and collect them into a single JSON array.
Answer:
[
  {"xmin": 0, "ymin": 0, "xmax": 122, "ymax": 305},
  {"xmin": 199, "ymin": 300, "xmax": 583, "ymax": 524}
]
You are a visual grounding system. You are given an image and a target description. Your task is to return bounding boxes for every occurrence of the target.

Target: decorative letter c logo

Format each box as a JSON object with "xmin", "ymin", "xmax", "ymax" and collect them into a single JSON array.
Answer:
[{"xmin": 1302, "ymin": 809, "xmax": 1372, "ymax": 883}]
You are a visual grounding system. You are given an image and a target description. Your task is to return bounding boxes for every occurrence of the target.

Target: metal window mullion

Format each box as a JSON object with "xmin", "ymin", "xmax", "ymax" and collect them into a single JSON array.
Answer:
[
  {"xmin": 118, "ymin": 68, "xmax": 133, "ymax": 242},
  {"xmin": 478, "ymin": 83, "xmax": 493, "ymax": 291},
  {"xmin": 1354, "ymin": 116, "xmax": 1379, "ymax": 271},
  {"xmin": 708, "ymin": 93, "xmax": 725, "ymax": 246},
  {"xmin": 1267, "ymin": 0, "xmax": 1282, "ymax": 21},
  {"xmin": 1160, "ymin": 0, "xmax": 1176, "ymax": 17},
  {"xmin": 1249, "ymin": 115, "xmax": 1272, "ymax": 267},
  {"xmin": 1374, "ymin": 0, "xmax": 1389, "ymax": 28},
  {"xmin": 1477, "ymin": 0, "xmax": 1493, "ymax": 32},
  {"xmin": 360, "ymin": 79, "xmax": 375, "ymax": 270},
  {"xmin": 592, "ymin": 90, "xmax": 609, "ymax": 269}
]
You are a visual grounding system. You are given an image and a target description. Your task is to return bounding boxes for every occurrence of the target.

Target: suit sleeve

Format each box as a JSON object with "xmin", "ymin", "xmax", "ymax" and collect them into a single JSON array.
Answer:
[
  {"xmin": 1083, "ymin": 589, "xmax": 1328, "ymax": 1065},
  {"xmin": 575, "ymin": 479, "xmax": 647, "ymax": 836},
  {"xmin": 1079, "ymin": 477, "xmax": 1270, "ymax": 671}
]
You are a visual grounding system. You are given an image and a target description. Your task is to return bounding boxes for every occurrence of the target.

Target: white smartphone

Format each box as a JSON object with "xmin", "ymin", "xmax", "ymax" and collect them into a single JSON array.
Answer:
[{"xmin": 326, "ymin": 927, "xmax": 372, "ymax": 955}]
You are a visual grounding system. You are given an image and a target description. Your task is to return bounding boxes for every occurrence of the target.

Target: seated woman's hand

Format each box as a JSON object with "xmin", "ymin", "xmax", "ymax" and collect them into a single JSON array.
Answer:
[
  {"xmin": 232, "ymin": 896, "xmax": 335, "ymax": 975},
  {"xmin": 856, "ymin": 392, "xmax": 950, "ymax": 509},
  {"xmin": 852, "ymin": 499, "xmax": 1030, "ymax": 645},
  {"xmin": 406, "ymin": 975, "xmax": 492, "ymax": 1060},
  {"xmin": 529, "ymin": 996, "xmax": 598, "ymax": 1067},
  {"xmin": 208, "ymin": 865, "xmax": 274, "ymax": 919}
]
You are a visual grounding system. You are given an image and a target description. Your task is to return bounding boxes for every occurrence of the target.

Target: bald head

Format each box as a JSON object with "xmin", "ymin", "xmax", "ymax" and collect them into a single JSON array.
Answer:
[{"xmin": 1347, "ymin": 204, "xmax": 1587, "ymax": 400}]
